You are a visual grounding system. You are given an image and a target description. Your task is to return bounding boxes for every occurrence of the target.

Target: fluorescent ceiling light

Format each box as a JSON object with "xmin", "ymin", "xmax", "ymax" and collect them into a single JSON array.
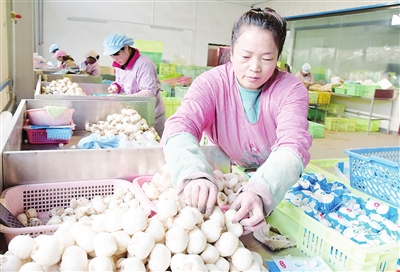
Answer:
[
  {"xmin": 67, "ymin": 17, "xmax": 108, "ymax": 24},
  {"xmin": 391, "ymin": 14, "xmax": 400, "ymax": 26},
  {"xmin": 150, "ymin": 25, "xmax": 183, "ymax": 32}
]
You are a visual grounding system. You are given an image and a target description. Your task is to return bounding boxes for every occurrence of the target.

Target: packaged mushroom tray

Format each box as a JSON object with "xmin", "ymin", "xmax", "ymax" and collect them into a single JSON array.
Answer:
[{"xmin": 1, "ymin": 166, "xmax": 268, "ymax": 271}]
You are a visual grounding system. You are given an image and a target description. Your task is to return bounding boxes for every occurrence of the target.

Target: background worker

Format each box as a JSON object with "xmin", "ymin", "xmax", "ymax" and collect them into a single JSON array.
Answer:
[
  {"xmin": 52, "ymin": 50, "xmax": 76, "ymax": 68},
  {"xmin": 295, "ymin": 62, "xmax": 314, "ymax": 83},
  {"xmin": 49, "ymin": 43, "xmax": 59, "ymax": 54},
  {"xmin": 162, "ymin": 8, "xmax": 312, "ymax": 233},
  {"xmin": 80, "ymin": 49, "xmax": 102, "ymax": 76},
  {"xmin": 102, "ymin": 33, "xmax": 166, "ymax": 137}
]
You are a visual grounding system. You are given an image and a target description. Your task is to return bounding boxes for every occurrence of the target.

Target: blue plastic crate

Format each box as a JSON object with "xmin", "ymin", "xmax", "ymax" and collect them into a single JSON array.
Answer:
[{"xmin": 344, "ymin": 146, "xmax": 400, "ymax": 207}]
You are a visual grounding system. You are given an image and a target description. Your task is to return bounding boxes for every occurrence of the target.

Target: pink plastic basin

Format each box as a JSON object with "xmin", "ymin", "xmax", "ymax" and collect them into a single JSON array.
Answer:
[{"xmin": 26, "ymin": 108, "xmax": 74, "ymax": 126}]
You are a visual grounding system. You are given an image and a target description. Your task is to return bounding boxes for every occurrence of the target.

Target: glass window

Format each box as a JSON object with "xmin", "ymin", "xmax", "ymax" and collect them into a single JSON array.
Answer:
[{"xmin": 280, "ymin": 4, "xmax": 400, "ymax": 86}]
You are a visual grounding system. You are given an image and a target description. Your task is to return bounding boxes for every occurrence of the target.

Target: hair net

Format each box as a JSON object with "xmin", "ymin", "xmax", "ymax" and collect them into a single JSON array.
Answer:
[
  {"xmin": 49, "ymin": 44, "xmax": 59, "ymax": 53},
  {"xmin": 52, "ymin": 50, "xmax": 67, "ymax": 59},
  {"xmin": 103, "ymin": 33, "xmax": 134, "ymax": 55},
  {"xmin": 84, "ymin": 49, "xmax": 99, "ymax": 59},
  {"xmin": 302, "ymin": 63, "xmax": 311, "ymax": 73}
]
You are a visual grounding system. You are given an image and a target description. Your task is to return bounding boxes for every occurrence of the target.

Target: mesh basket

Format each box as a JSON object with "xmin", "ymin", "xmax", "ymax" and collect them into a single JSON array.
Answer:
[
  {"xmin": 267, "ymin": 163, "xmax": 399, "ymax": 271},
  {"xmin": 24, "ymin": 120, "xmax": 74, "ymax": 144},
  {"xmin": 308, "ymin": 121, "xmax": 324, "ymax": 138},
  {"xmin": 0, "ymin": 179, "xmax": 151, "ymax": 244},
  {"xmin": 344, "ymin": 146, "xmax": 400, "ymax": 207}
]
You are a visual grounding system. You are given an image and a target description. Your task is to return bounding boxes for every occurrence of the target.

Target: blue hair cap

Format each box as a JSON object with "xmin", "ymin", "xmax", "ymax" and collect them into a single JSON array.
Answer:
[
  {"xmin": 49, "ymin": 44, "xmax": 59, "ymax": 53},
  {"xmin": 103, "ymin": 33, "xmax": 134, "ymax": 55}
]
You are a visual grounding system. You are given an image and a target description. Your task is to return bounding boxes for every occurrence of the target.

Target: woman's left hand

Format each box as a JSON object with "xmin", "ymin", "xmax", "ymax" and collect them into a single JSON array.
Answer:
[{"xmin": 230, "ymin": 190, "xmax": 267, "ymax": 234}]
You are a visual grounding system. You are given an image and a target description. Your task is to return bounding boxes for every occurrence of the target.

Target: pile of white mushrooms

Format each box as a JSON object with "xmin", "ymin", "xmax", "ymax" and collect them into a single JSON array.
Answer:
[
  {"xmin": 85, "ymin": 107, "xmax": 160, "ymax": 145},
  {"xmin": 1, "ymin": 203, "xmax": 265, "ymax": 272},
  {"xmin": 41, "ymin": 78, "xmax": 86, "ymax": 96},
  {"xmin": 1, "ymin": 166, "xmax": 267, "ymax": 271},
  {"xmin": 143, "ymin": 165, "xmax": 248, "ymax": 209}
]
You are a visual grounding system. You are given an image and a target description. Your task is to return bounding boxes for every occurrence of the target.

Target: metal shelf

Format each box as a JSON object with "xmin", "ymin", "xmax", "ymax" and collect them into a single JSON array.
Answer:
[{"xmin": 330, "ymin": 93, "xmax": 395, "ymax": 135}]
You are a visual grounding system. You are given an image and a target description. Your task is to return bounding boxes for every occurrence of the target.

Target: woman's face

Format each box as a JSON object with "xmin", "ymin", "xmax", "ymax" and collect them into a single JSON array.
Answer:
[
  {"xmin": 111, "ymin": 45, "xmax": 130, "ymax": 65},
  {"xmin": 86, "ymin": 57, "xmax": 96, "ymax": 65},
  {"xmin": 230, "ymin": 26, "xmax": 278, "ymax": 90}
]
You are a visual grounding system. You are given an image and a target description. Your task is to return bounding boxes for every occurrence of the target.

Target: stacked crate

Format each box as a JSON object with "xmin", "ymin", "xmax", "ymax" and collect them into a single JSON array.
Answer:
[{"xmin": 135, "ymin": 40, "xmax": 163, "ymax": 70}]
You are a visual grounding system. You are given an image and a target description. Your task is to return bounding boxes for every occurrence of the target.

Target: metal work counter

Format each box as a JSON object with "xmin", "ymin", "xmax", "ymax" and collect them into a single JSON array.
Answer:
[{"xmin": 1, "ymin": 99, "xmax": 230, "ymax": 190}]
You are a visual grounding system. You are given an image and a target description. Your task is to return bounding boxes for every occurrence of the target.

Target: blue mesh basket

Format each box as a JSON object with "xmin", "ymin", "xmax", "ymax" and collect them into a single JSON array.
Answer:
[
  {"xmin": 46, "ymin": 128, "xmax": 73, "ymax": 140},
  {"xmin": 344, "ymin": 146, "xmax": 400, "ymax": 207}
]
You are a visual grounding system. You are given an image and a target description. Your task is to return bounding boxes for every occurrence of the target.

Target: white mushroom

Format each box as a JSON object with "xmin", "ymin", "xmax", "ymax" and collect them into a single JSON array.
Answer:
[{"xmin": 24, "ymin": 208, "xmax": 38, "ymax": 219}]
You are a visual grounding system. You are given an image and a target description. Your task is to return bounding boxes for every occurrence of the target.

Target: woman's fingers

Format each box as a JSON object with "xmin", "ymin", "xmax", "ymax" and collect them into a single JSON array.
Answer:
[{"xmin": 184, "ymin": 179, "xmax": 218, "ymax": 215}]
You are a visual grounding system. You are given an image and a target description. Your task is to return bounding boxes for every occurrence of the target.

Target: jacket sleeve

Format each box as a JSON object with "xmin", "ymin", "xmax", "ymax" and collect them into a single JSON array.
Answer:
[
  {"xmin": 135, "ymin": 61, "xmax": 159, "ymax": 97},
  {"xmin": 163, "ymin": 132, "xmax": 216, "ymax": 196},
  {"xmin": 128, "ymin": 90, "xmax": 155, "ymax": 97},
  {"xmin": 240, "ymin": 147, "xmax": 303, "ymax": 216}
]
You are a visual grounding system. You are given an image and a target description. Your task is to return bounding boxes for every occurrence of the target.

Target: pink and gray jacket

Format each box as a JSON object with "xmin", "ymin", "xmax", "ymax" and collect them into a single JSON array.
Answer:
[
  {"xmin": 162, "ymin": 62, "xmax": 312, "ymax": 216},
  {"xmin": 110, "ymin": 49, "xmax": 166, "ymax": 136}
]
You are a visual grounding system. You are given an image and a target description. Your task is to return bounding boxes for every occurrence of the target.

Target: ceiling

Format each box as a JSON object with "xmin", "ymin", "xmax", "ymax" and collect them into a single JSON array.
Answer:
[{"xmin": 214, "ymin": 0, "xmax": 268, "ymax": 8}]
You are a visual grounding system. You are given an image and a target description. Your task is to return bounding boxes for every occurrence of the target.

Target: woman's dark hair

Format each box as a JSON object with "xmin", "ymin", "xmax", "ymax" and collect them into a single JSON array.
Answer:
[
  {"xmin": 231, "ymin": 7, "xmax": 287, "ymax": 57},
  {"xmin": 284, "ymin": 63, "xmax": 291, "ymax": 73},
  {"xmin": 62, "ymin": 55, "xmax": 75, "ymax": 62}
]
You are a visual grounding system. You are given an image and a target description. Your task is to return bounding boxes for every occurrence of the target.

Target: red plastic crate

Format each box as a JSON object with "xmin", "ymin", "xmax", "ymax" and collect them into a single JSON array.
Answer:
[
  {"xmin": 25, "ymin": 129, "xmax": 71, "ymax": 144},
  {"xmin": 161, "ymin": 76, "xmax": 191, "ymax": 85},
  {"xmin": 23, "ymin": 120, "xmax": 74, "ymax": 144}
]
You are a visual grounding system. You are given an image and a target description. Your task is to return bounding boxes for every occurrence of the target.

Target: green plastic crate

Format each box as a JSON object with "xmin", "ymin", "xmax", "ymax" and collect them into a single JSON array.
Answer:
[
  {"xmin": 308, "ymin": 121, "xmax": 324, "ymax": 138},
  {"xmin": 160, "ymin": 82, "xmax": 173, "ymax": 97},
  {"xmin": 349, "ymin": 118, "xmax": 381, "ymax": 132},
  {"xmin": 175, "ymin": 86, "xmax": 190, "ymax": 98},
  {"xmin": 345, "ymin": 84, "xmax": 362, "ymax": 96},
  {"xmin": 308, "ymin": 109, "xmax": 325, "ymax": 121},
  {"xmin": 308, "ymin": 91, "xmax": 318, "ymax": 104},
  {"xmin": 327, "ymin": 103, "xmax": 346, "ymax": 115},
  {"xmin": 135, "ymin": 40, "xmax": 163, "ymax": 53},
  {"xmin": 158, "ymin": 73, "xmax": 182, "ymax": 81},
  {"xmin": 325, "ymin": 117, "xmax": 356, "ymax": 132},
  {"xmin": 162, "ymin": 97, "xmax": 182, "ymax": 119},
  {"xmin": 360, "ymin": 85, "xmax": 378, "ymax": 98},
  {"xmin": 140, "ymin": 52, "xmax": 163, "ymax": 63},
  {"xmin": 334, "ymin": 86, "xmax": 347, "ymax": 94},
  {"xmin": 266, "ymin": 163, "xmax": 399, "ymax": 272},
  {"xmin": 175, "ymin": 65, "xmax": 211, "ymax": 80},
  {"xmin": 159, "ymin": 63, "xmax": 176, "ymax": 75}
]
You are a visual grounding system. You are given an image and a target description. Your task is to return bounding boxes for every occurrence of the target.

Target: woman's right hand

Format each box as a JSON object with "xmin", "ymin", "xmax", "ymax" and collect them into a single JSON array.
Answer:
[
  {"xmin": 230, "ymin": 190, "xmax": 266, "ymax": 234},
  {"xmin": 108, "ymin": 85, "xmax": 118, "ymax": 94},
  {"xmin": 183, "ymin": 178, "xmax": 218, "ymax": 216}
]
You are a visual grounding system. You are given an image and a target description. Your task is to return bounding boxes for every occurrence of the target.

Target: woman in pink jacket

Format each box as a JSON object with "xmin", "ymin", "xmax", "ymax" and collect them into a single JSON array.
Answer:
[
  {"xmin": 103, "ymin": 33, "xmax": 166, "ymax": 136},
  {"xmin": 162, "ymin": 8, "xmax": 312, "ymax": 233},
  {"xmin": 80, "ymin": 50, "xmax": 102, "ymax": 76}
]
